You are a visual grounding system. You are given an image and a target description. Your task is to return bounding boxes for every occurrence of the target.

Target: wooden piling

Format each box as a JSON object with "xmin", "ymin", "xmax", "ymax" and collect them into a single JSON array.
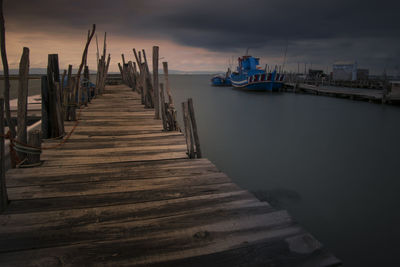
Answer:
[
  {"xmin": 0, "ymin": 98, "xmax": 8, "ymax": 212},
  {"xmin": 102, "ymin": 54, "xmax": 111, "ymax": 94},
  {"xmin": 47, "ymin": 54, "xmax": 64, "ymax": 136},
  {"xmin": 70, "ymin": 77, "xmax": 77, "ymax": 121},
  {"xmin": 153, "ymin": 46, "xmax": 160, "ymax": 119},
  {"xmin": 64, "ymin": 65, "xmax": 73, "ymax": 121},
  {"xmin": 16, "ymin": 47, "xmax": 29, "ymax": 160},
  {"xmin": 182, "ymin": 101, "xmax": 195, "ymax": 158},
  {"xmin": 162, "ymin": 62, "xmax": 174, "ymax": 105},
  {"xmin": 118, "ymin": 63, "xmax": 124, "ymax": 82},
  {"xmin": 41, "ymin": 75, "xmax": 49, "ymax": 139},
  {"xmin": 0, "ymin": 1, "xmax": 16, "ymax": 138},
  {"xmin": 159, "ymin": 83, "xmax": 167, "ymax": 130},
  {"xmin": 187, "ymin": 98, "xmax": 202, "ymax": 158},
  {"xmin": 83, "ymin": 65, "xmax": 90, "ymax": 105},
  {"xmin": 75, "ymin": 24, "xmax": 96, "ymax": 107},
  {"xmin": 27, "ymin": 130, "xmax": 41, "ymax": 165}
]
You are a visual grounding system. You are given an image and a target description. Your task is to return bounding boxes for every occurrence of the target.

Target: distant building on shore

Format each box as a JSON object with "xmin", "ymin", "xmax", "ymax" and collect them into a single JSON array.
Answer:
[
  {"xmin": 332, "ymin": 61, "xmax": 358, "ymax": 81},
  {"xmin": 332, "ymin": 61, "xmax": 370, "ymax": 81},
  {"xmin": 357, "ymin": 69, "xmax": 370, "ymax": 80}
]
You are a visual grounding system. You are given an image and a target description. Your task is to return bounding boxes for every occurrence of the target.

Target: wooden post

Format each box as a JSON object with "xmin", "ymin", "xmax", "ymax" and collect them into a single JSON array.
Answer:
[
  {"xmin": 101, "ymin": 54, "xmax": 111, "ymax": 94},
  {"xmin": 70, "ymin": 77, "xmax": 77, "ymax": 121},
  {"xmin": 0, "ymin": 98, "xmax": 8, "ymax": 212},
  {"xmin": 162, "ymin": 62, "xmax": 174, "ymax": 105},
  {"xmin": 187, "ymin": 98, "xmax": 202, "ymax": 158},
  {"xmin": 159, "ymin": 83, "xmax": 167, "ymax": 130},
  {"xmin": 118, "ymin": 62, "xmax": 124, "ymax": 82},
  {"xmin": 142, "ymin": 62, "xmax": 149, "ymax": 107},
  {"xmin": 47, "ymin": 54, "xmax": 64, "ymax": 136},
  {"xmin": 41, "ymin": 75, "xmax": 49, "ymax": 138},
  {"xmin": 64, "ymin": 65, "xmax": 72, "ymax": 121},
  {"xmin": 60, "ymin": 69, "xmax": 67, "ymax": 114},
  {"xmin": 84, "ymin": 65, "xmax": 89, "ymax": 104},
  {"xmin": 17, "ymin": 47, "xmax": 29, "ymax": 160},
  {"xmin": 153, "ymin": 46, "xmax": 160, "ymax": 119},
  {"xmin": 182, "ymin": 101, "xmax": 195, "ymax": 158},
  {"xmin": 27, "ymin": 130, "xmax": 41, "ymax": 164},
  {"xmin": 75, "ymin": 24, "xmax": 96, "ymax": 107},
  {"xmin": 0, "ymin": 1, "xmax": 16, "ymax": 138},
  {"xmin": 121, "ymin": 54, "xmax": 126, "ymax": 66}
]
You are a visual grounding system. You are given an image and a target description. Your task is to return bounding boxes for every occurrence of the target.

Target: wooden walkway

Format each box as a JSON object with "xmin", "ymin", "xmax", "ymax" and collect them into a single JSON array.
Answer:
[{"xmin": 0, "ymin": 85, "xmax": 340, "ymax": 266}]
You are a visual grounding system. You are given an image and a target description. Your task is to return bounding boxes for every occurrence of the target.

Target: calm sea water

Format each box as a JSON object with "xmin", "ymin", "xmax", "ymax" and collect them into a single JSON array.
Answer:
[
  {"xmin": 2, "ymin": 74, "xmax": 400, "ymax": 266},
  {"xmin": 168, "ymin": 75, "xmax": 400, "ymax": 267}
]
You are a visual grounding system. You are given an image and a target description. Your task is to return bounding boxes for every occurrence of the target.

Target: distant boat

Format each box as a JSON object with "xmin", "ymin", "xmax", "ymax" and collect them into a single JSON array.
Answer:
[
  {"xmin": 230, "ymin": 55, "xmax": 284, "ymax": 91},
  {"xmin": 211, "ymin": 68, "xmax": 232, "ymax": 86}
]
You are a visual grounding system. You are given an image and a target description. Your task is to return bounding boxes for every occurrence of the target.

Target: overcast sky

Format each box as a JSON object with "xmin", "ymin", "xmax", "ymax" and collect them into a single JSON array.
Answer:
[{"xmin": 3, "ymin": 0, "xmax": 400, "ymax": 74}]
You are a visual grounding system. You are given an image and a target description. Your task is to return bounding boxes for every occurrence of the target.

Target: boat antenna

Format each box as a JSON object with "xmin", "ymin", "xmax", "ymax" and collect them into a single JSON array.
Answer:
[
  {"xmin": 245, "ymin": 47, "xmax": 250, "ymax": 56},
  {"xmin": 281, "ymin": 40, "xmax": 288, "ymax": 72}
]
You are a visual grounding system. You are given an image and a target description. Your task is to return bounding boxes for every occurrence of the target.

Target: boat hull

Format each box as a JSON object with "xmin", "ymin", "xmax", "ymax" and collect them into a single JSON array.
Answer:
[
  {"xmin": 211, "ymin": 76, "xmax": 232, "ymax": 86},
  {"xmin": 231, "ymin": 80, "xmax": 282, "ymax": 91}
]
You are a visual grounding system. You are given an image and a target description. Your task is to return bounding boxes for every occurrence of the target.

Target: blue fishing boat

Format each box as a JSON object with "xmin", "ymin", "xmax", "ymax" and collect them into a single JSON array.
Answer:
[
  {"xmin": 211, "ymin": 69, "xmax": 232, "ymax": 86},
  {"xmin": 230, "ymin": 55, "xmax": 284, "ymax": 91}
]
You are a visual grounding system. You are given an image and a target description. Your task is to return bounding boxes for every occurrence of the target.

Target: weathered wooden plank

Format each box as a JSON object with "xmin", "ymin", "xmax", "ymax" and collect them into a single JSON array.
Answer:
[
  {"xmin": 0, "ymin": 211, "xmax": 306, "ymax": 266},
  {"xmin": 6, "ymin": 182, "xmax": 242, "ymax": 214},
  {"xmin": 41, "ymin": 144, "xmax": 187, "ymax": 157},
  {"xmin": 63, "ymin": 125, "xmax": 163, "ymax": 133},
  {"xmin": 41, "ymin": 137, "xmax": 186, "ymax": 150},
  {"xmin": 8, "ymin": 172, "xmax": 230, "ymax": 200},
  {"xmin": 0, "ymin": 190, "xmax": 255, "ymax": 232},
  {"xmin": 0, "ymin": 203, "xmax": 280, "ymax": 254},
  {"xmin": 41, "ymin": 151, "xmax": 188, "ymax": 167},
  {"xmin": 6, "ymin": 158, "xmax": 216, "ymax": 186},
  {"xmin": 47, "ymin": 131, "xmax": 183, "ymax": 141}
]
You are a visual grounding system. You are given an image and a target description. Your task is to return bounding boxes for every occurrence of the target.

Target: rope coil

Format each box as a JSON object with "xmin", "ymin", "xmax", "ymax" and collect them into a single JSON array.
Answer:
[{"xmin": 0, "ymin": 107, "xmax": 83, "ymax": 167}]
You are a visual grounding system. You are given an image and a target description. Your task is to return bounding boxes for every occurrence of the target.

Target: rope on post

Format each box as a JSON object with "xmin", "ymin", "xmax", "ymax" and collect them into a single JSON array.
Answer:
[{"xmin": 0, "ymin": 107, "xmax": 83, "ymax": 168}]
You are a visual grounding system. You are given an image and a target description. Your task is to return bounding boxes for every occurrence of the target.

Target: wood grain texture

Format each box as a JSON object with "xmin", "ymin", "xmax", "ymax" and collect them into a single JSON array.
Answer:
[{"xmin": 0, "ymin": 84, "xmax": 340, "ymax": 266}]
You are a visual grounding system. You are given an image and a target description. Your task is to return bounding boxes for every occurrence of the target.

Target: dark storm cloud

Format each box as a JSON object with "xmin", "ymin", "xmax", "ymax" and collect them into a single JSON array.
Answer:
[{"xmin": 4, "ymin": 0, "xmax": 400, "ymax": 73}]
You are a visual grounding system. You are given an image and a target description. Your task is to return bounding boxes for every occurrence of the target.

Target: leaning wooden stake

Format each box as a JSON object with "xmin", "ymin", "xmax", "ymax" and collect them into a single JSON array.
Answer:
[
  {"xmin": 187, "ymin": 98, "xmax": 202, "ymax": 158},
  {"xmin": 16, "ymin": 47, "xmax": 29, "ymax": 160},
  {"xmin": 182, "ymin": 101, "xmax": 195, "ymax": 158},
  {"xmin": 0, "ymin": 97, "xmax": 8, "ymax": 212},
  {"xmin": 153, "ymin": 46, "xmax": 160, "ymax": 119},
  {"xmin": 75, "ymin": 24, "xmax": 96, "ymax": 107},
  {"xmin": 0, "ymin": 0, "xmax": 15, "ymax": 138}
]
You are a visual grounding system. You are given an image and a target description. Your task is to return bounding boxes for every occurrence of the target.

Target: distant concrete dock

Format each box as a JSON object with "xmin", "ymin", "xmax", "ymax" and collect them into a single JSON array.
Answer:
[
  {"xmin": 284, "ymin": 83, "xmax": 400, "ymax": 104},
  {"xmin": 0, "ymin": 84, "xmax": 340, "ymax": 266}
]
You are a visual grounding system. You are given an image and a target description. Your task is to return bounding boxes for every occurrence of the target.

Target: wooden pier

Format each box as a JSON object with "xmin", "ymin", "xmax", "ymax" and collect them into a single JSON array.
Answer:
[
  {"xmin": 0, "ymin": 84, "xmax": 340, "ymax": 266},
  {"xmin": 284, "ymin": 83, "xmax": 400, "ymax": 104}
]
